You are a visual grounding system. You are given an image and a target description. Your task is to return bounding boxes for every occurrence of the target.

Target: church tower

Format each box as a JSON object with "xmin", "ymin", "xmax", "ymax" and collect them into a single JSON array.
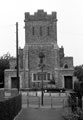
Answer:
[{"xmin": 24, "ymin": 10, "xmax": 59, "ymax": 88}]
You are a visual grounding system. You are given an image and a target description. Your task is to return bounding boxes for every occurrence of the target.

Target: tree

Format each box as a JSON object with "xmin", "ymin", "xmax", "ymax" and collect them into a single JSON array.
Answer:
[
  {"xmin": 74, "ymin": 65, "xmax": 83, "ymax": 81},
  {"xmin": 0, "ymin": 52, "xmax": 13, "ymax": 88},
  {"xmin": 74, "ymin": 65, "xmax": 83, "ymax": 109}
]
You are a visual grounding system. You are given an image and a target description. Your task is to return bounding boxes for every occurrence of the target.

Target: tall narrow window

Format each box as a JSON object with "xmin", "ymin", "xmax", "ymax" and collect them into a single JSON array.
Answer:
[
  {"xmin": 33, "ymin": 74, "xmax": 36, "ymax": 81},
  {"xmin": 32, "ymin": 27, "xmax": 35, "ymax": 35},
  {"xmin": 47, "ymin": 26, "xmax": 50, "ymax": 35},
  {"xmin": 43, "ymin": 73, "xmax": 46, "ymax": 80},
  {"xmin": 40, "ymin": 26, "xmax": 42, "ymax": 36},
  {"xmin": 47, "ymin": 73, "xmax": 50, "ymax": 80},
  {"xmin": 38, "ymin": 72, "xmax": 41, "ymax": 80}
]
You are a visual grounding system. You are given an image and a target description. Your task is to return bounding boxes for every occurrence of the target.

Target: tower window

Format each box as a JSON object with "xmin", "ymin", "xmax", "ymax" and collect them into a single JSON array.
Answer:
[
  {"xmin": 64, "ymin": 64, "xmax": 68, "ymax": 68},
  {"xmin": 32, "ymin": 27, "xmax": 35, "ymax": 35},
  {"xmin": 47, "ymin": 26, "xmax": 50, "ymax": 35},
  {"xmin": 40, "ymin": 26, "xmax": 42, "ymax": 36}
]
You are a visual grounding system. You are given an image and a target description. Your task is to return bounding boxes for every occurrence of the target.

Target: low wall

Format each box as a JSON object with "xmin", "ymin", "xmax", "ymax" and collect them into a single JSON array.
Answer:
[
  {"xmin": 0, "ymin": 88, "xmax": 18, "ymax": 99},
  {"xmin": 5, "ymin": 88, "xmax": 18, "ymax": 98},
  {"xmin": 0, "ymin": 94, "xmax": 22, "ymax": 120},
  {"xmin": 27, "ymin": 91, "xmax": 68, "ymax": 97}
]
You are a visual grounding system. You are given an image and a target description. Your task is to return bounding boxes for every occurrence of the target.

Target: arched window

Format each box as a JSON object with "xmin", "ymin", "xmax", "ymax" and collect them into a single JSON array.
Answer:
[{"xmin": 64, "ymin": 64, "xmax": 68, "ymax": 68}]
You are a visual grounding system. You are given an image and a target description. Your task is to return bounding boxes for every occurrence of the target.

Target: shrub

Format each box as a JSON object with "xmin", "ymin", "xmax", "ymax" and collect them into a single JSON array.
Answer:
[{"xmin": 0, "ymin": 94, "xmax": 22, "ymax": 120}]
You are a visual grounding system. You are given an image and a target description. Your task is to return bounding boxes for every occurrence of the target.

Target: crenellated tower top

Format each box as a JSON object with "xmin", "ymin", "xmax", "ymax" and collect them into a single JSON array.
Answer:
[{"xmin": 24, "ymin": 10, "xmax": 57, "ymax": 22}]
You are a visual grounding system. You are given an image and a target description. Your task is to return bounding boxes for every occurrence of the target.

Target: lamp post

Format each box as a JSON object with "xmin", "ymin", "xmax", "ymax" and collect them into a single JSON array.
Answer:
[{"xmin": 39, "ymin": 52, "xmax": 45, "ymax": 106}]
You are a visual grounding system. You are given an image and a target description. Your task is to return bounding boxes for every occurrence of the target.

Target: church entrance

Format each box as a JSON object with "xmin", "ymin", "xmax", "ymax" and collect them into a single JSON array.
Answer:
[
  {"xmin": 64, "ymin": 76, "xmax": 73, "ymax": 89},
  {"xmin": 11, "ymin": 77, "xmax": 18, "ymax": 88}
]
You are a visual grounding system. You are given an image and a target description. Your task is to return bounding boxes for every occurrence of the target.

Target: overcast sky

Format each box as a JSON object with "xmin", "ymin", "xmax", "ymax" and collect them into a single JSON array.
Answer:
[{"xmin": 0, "ymin": 0, "xmax": 83, "ymax": 66}]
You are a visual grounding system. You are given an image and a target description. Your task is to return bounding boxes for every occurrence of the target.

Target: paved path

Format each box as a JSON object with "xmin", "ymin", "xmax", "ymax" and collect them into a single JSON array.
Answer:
[
  {"xmin": 14, "ymin": 92, "xmax": 68, "ymax": 120},
  {"xmin": 15, "ymin": 107, "xmax": 64, "ymax": 120}
]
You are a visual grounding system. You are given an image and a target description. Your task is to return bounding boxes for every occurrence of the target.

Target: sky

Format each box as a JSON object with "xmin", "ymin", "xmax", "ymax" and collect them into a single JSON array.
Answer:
[{"xmin": 0, "ymin": 0, "xmax": 83, "ymax": 66}]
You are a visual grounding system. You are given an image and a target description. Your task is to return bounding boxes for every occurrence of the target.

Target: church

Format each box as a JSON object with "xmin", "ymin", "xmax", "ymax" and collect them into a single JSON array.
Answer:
[{"xmin": 4, "ymin": 10, "xmax": 74, "ymax": 90}]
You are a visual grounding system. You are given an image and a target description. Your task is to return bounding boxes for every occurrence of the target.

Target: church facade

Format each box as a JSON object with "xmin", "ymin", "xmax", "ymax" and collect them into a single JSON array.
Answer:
[{"xmin": 5, "ymin": 10, "xmax": 74, "ymax": 89}]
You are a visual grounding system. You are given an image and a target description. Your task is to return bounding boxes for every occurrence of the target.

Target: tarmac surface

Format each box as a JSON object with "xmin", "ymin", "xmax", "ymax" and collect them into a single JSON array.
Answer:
[
  {"xmin": 15, "ymin": 107, "xmax": 64, "ymax": 120},
  {"xmin": 14, "ymin": 92, "xmax": 68, "ymax": 120}
]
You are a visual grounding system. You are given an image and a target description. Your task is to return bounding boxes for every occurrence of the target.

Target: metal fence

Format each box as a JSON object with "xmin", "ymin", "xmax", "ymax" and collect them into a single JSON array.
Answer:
[
  {"xmin": 22, "ymin": 91, "xmax": 69, "ymax": 108},
  {"xmin": 27, "ymin": 96, "xmax": 68, "ymax": 108}
]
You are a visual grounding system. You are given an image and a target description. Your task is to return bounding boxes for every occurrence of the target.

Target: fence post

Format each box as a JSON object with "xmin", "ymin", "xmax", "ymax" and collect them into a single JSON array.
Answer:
[
  {"xmin": 27, "ymin": 95, "xmax": 29, "ymax": 107},
  {"xmin": 38, "ymin": 97, "xmax": 40, "ymax": 108},
  {"xmin": 51, "ymin": 97, "xmax": 52, "ymax": 108},
  {"xmin": 63, "ymin": 99, "xmax": 65, "ymax": 108}
]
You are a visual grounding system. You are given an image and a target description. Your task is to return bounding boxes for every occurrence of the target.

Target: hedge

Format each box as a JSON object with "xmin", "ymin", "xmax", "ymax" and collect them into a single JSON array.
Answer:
[{"xmin": 0, "ymin": 94, "xmax": 22, "ymax": 120}]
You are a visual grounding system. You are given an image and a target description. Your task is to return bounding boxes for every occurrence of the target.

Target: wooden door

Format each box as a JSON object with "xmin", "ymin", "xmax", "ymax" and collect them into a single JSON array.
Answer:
[
  {"xmin": 64, "ymin": 76, "xmax": 72, "ymax": 89},
  {"xmin": 11, "ymin": 77, "xmax": 18, "ymax": 88}
]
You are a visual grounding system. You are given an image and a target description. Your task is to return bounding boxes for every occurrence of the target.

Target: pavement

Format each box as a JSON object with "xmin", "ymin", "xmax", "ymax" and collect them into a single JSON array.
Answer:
[
  {"xmin": 14, "ymin": 107, "xmax": 64, "ymax": 120},
  {"xmin": 14, "ymin": 93, "xmax": 68, "ymax": 120}
]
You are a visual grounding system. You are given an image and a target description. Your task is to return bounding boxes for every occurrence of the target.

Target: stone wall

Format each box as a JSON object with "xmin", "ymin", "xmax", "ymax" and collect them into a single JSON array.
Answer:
[
  {"xmin": 9, "ymin": 58, "xmax": 16, "ymax": 69},
  {"xmin": 61, "ymin": 57, "xmax": 73, "ymax": 68},
  {"xmin": 27, "ymin": 44, "xmax": 59, "ymax": 71},
  {"xmin": 24, "ymin": 10, "xmax": 57, "ymax": 44},
  {"xmin": 4, "ymin": 70, "xmax": 24, "ymax": 89}
]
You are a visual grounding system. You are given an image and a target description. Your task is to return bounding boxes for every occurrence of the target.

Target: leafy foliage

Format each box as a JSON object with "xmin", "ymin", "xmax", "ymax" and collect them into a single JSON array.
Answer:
[
  {"xmin": 74, "ymin": 65, "xmax": 83, "ymax": 97},
  {"xmin": 74, "ymin": 65, "xmax": 83, "ymax": 81},
  {"xmin": 0, "ymin": 52, "xmax": 14, "ymax": 87},
  {"xmin": 0, "ymin": 94, "xmax": 21, "ymax": 120}
]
